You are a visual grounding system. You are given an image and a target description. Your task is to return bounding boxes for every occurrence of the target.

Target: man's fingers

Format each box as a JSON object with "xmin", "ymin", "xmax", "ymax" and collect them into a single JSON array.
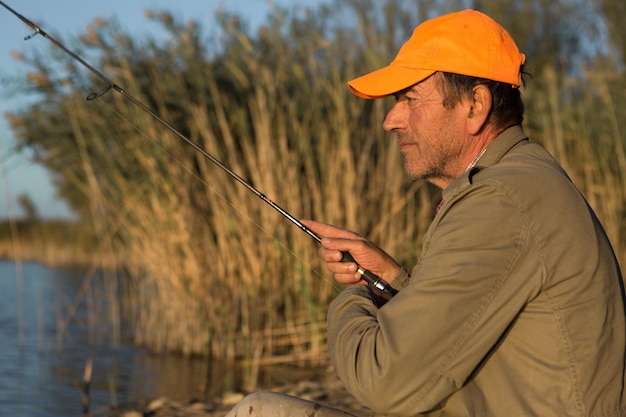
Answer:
[
  {"xmin": 317, "ymin": 246, "xmax": 362, "ymax": 284},
  {"xmin": 301, "ymin": 219, "xmax": 361, "ymax": 240},
  {"xmin": 318, "ymin": 246, "xmax": 344, "ymax": 262}
]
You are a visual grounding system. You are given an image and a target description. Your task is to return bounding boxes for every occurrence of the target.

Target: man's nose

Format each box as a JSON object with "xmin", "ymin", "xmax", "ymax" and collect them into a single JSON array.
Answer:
[{"xmin": 383, "ymin": 102, "xmax": 406, "ymax": 132}]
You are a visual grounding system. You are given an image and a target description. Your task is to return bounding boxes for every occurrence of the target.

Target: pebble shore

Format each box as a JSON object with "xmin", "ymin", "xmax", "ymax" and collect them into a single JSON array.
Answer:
[{"xmin": 114, "ymin": 368, "xmax": 371, "ymax": 417}]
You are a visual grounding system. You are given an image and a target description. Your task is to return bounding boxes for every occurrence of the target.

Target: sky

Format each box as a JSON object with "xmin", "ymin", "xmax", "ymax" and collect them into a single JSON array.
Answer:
[{"xmin": 0, "ymin": 0, "xmax": 324, "ymax": 220}]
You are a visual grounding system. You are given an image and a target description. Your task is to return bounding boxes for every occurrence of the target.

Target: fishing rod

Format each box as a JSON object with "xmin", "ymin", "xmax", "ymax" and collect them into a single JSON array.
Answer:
[{"xmin": 0, "ymin": 1, "xmax": 398, "ymax": 297}]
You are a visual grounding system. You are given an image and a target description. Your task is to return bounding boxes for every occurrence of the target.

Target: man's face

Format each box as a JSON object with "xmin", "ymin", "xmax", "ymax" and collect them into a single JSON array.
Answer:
[{"xmin": 383, "ymin": 75, "xmax": 469, "ymax": 189}]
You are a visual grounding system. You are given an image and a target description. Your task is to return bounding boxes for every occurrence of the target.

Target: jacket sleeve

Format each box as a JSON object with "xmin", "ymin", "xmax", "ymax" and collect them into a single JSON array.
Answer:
[{"xmin": 327, "ymin": 184, "xmax": 544, "ymax": 416}]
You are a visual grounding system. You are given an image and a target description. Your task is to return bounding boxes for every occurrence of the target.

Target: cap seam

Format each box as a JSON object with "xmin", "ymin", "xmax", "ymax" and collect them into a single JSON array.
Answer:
[
  {"xmin": 426, "ymin": 15, "xmax": 447, "ymax": 70},
  {"xmin": 473, "ymin": 11, "xmax": 494, "ymax": 81}
]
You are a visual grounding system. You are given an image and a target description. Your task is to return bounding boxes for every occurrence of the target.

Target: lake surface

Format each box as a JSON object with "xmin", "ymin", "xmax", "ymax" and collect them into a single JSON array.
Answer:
[{"xmin": 0, "ymin": 260, "xmax": 293, "ymax": 417}]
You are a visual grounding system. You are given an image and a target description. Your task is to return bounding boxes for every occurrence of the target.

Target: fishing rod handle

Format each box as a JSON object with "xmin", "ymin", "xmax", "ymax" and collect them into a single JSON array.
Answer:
[{"xmin": 341, "ymin": 251, "xmax": 398, "ymax": 297}]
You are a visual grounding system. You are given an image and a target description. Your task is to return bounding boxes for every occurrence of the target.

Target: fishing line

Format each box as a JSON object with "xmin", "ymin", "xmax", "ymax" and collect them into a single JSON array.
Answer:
[
  {"xmin": 0, "ymin": 1, "xmax": 398, "ymax": 296},
  {"xmin": 97, "ymin": 98, "xmax": 342, "ymax": 292}
]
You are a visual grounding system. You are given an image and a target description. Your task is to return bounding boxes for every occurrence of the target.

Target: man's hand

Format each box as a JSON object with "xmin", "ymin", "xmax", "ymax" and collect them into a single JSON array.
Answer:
[{"xmin": 301, "ymin": 219, "xmax": 402, "ymax": 287}]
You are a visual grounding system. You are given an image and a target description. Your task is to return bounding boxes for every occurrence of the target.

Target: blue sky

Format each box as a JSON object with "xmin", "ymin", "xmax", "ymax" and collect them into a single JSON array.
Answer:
[{"xmin": 0, "ymin": 0, "xmax": 324, "ymax": 220}]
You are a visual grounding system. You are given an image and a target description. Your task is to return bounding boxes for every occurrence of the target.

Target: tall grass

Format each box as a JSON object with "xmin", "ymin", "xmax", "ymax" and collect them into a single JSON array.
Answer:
[
  {"xmin": 4, "ymin": 2, "xmax": 625, "ymax": 367},
  {"xmin": 0, "ymin": 220, "xmax": 104, "ymax": 266},
  {"xmin": 7, "ymin": 8, "xmax": 431, "ymax": 362}
]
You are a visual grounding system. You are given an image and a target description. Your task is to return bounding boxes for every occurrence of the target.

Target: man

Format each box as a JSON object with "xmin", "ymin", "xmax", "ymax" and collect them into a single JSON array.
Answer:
[{"xmin": 226, "ymin": 9, "xmax": 626, "ymax": 417}]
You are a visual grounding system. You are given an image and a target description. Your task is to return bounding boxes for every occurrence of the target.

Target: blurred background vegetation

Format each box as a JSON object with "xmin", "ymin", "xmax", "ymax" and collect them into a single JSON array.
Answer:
[{"xmin": 1, "ymin": 0, "xmax": 624, "ymax": 366}]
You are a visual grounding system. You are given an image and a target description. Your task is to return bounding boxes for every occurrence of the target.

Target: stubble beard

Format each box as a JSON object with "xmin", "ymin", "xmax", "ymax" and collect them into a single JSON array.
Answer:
[{"xmin": 402, "ymin": 147, "xmax": 458, "ymax": 185}]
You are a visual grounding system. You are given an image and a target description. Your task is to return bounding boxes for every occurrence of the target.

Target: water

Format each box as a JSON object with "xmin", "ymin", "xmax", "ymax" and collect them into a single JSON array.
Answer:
[{"xmin": 0, "ymin": 260, "xmax": 257, "ymax": 417}]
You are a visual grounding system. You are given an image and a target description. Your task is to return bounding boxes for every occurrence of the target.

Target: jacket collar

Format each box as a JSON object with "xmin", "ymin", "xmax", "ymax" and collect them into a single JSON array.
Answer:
[
  {"xmin": 441, "ymin": 125, "xmax": 529, "ymax": 203},
  {"xmin": 473, "ymin": 125, "xmax": 528, "ymax": 169}
]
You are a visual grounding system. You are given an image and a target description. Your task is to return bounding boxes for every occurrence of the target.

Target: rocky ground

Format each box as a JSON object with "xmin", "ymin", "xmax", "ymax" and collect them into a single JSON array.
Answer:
[{"xmin": 112, "ymin": 368, "xmax": 372, "ymax": 417}]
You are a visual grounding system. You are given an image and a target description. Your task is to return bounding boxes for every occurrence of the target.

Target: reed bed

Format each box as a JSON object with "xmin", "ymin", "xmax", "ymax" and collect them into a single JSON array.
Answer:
[
  {"xmin": 3, "ymin": 7, "xmax": 429, "ymax": 361},
  {"xmin": 3, "ymin": 1, "xmax": 625, "ymax": 366},
  {"xmin": 0, "ymin": 220, "xmax": 106, "ymax": 267}
]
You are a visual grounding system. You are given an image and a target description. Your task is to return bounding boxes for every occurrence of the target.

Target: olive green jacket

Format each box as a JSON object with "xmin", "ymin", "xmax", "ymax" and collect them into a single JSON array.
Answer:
[{"xmin": 327, "ymin": 126, "xmax": 626, "ymax": 417}]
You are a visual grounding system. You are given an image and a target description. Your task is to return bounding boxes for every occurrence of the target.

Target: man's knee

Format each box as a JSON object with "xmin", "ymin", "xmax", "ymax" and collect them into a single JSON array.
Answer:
[
  {"xmin": 224, "ymin": 391, "xmax": 356, "ymax": 417},
  {"xmin": 226, "ymin": 391, "xmax": 277, "ymax": 416}
]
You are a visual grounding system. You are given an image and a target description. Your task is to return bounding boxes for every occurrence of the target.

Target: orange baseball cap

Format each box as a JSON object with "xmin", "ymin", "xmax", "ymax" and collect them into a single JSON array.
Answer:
[{"xmin": 348, "ymin": 9, "xmax": 526, "ymax": 99}]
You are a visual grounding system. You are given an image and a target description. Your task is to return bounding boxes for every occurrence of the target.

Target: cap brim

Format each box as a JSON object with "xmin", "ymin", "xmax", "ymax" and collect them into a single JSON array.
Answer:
[{"xmin": 347, "ymin": 65, "xmax": 435, "ymax": 99}]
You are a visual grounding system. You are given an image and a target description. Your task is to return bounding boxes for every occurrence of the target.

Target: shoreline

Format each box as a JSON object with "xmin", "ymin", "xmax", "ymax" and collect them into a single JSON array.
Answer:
[{"xmin": 116, "ymin": 369, "xmax": 371, "ymax": 417}]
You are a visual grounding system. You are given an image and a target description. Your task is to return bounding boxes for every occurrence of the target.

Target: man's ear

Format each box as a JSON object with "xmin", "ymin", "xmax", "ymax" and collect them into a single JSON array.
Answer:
[{"xmin": 466, "ymin": 84, "xmax": 492, "ymax": 135}]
